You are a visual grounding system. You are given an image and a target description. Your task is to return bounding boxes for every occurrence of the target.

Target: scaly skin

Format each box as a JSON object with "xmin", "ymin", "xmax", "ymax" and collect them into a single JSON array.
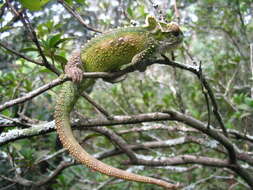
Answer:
[{"xmin": 54, "ymin": 16, "xmax": 183, "ymax": 189}]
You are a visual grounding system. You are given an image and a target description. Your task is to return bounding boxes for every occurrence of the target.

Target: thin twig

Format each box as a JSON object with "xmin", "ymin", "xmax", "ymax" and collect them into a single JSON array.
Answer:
[
  {"xmin": 91, "ymin": 127, "xmax": 138, "ymax": 163},
  {"xmin": 173, "ymin": 0, "xmax": 181, "ymax": 23},
  {"xmin": 198, "ymin": 61, "xmax": 211, "ymax": 128},
  {"xmin": 148, "ymin": 0, "xmax": 166, "ymax": 22},
  {"xmin": 0, "ymin": 41, "xmax": 43, "ymax": 66},
  {"xmin": 0, "ymin": 75, "xmax": 68, "ymax": 112},
  {"xmin": 7, "ymin": 1, "xmax": 60, "ymax": 75},
  {"xmin": 0, "ymin": 114, "xmax": 31, "ymax": 128},
  {"xmin": 57, "ymin": 0, "xmax": 102, "ymax": 33},
  {"xmin": 250, "ymin": 43, "xmax": 253, "ymax": 98},
  {"xmin": 81, "ymin": 92, "xmax": 112, "ymax": 119},
  {"xmin": 0, "ymin": 59, "xmax": 156, "ymax": 112},
  {"xmin": 0, "ymin": 3, "xmax": 7, "ymax": 19},
  {"xmin": 160, "ymin": 55, "xmax": 228, "ymax": 137}
]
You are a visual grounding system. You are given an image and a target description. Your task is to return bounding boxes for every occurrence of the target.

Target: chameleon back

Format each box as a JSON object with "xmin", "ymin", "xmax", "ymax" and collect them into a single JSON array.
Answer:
[{"xmin": 81, "ymin": 27, "xmax": 152, "ymax": 72}]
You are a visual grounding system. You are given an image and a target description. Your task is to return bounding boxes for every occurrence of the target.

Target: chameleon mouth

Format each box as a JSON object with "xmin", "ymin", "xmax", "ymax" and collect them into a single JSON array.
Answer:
[{"xmin": 158, "ymin": 38, "xmax": 183, "ymax": 52}]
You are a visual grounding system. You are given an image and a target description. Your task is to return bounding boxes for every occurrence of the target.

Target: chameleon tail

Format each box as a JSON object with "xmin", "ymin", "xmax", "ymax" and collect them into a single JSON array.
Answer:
[{"xmin": 54, "ymin": 81, "xmax": 178, "ymax": 190}]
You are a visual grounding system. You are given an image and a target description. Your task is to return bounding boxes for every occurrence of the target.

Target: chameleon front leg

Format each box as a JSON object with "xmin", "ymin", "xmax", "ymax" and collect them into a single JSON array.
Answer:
[
  {"xmin": 64, "ymin": 50, "xmax": 84, "ymax": 83},
  {"xmin": 130, "ymin": 45, "xmax": 156, "ymax": 72},
  {"xmin": 105, "ymin": 48, "xmax": 155, "ymax": 83}
]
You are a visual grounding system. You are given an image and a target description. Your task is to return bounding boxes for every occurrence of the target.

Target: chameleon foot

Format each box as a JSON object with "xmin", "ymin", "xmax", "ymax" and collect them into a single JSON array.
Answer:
[{"xmin": 65, "ymin": 50, "xmax": 83, "ymax": 83}]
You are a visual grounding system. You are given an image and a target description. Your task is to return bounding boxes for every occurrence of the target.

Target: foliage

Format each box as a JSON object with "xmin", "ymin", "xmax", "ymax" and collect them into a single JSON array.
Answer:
[{"xmin": 0, "ymin": 0, "xmax": 252, "ymax": 190}]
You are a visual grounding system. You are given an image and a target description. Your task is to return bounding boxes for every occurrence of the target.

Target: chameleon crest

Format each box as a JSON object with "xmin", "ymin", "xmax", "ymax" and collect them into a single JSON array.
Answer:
[{"xmin": 55, "ymin": 15, "xmax": 183, "ymax": 189}]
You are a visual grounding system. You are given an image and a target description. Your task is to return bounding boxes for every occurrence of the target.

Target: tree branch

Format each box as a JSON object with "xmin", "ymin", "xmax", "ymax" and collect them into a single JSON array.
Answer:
[
  {"xmin": 160, "ymin": 56, "xmax": 228, "ymax": 137},
  {"xmin": 0, "ymin": 41, "xmax": 43, "ymax": 66},
  {"xmin": 6, "ymin": 1, "xmax": 60, "ymax": 75},
  {"xmin": 0, "ymin": 75, "xmax": 68, "ymax": 112},
  {"xmin": 91, "ymin": 127, "xmax": 138, "ymax": 163},
  {"xmin": 1, "ymin": 111, "xmax": 253, "ymax": 187},
  {"xmin": 57, "ymin": 0, "xmax": 102, "ymax": 33}
]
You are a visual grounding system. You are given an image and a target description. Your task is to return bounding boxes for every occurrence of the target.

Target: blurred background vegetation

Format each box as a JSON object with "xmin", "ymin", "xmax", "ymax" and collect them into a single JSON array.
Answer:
[{"xmin": 0, "ymin": 0, "xmax": 253, "ymax": 189}]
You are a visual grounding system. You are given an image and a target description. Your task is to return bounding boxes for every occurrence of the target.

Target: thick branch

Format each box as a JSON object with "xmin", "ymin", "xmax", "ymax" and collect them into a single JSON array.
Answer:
[
  {"xmin": 0, "ymin": 111, "xmax": 241, "ymax": 163},
  {"xmin": 1, "ymin": 111, "xmax": 253, "ymax": 187},
  {"xmin": 91, "ymin": 127, "xmax": 138, "ymax": 162},
  {"xmin": 0, "ymin": 59, "xmax": 155, "ymax": 112},
  {"xmin": 0, "ymin": 76, "xmax": 68, "ymax": 112},
  {"xmin": 133, "ymin": 154, "xmax": 229, "ymax": 168}
]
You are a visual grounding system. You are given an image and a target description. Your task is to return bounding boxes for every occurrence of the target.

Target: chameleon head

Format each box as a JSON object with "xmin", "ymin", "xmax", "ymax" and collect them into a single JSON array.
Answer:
[
  {"xmin": 158, "ymin": 21, "xmax": 183, "ymax": 50},
  {"xmin": 145, "ymin": 15, "xmax": 183, "ymax": 52}
]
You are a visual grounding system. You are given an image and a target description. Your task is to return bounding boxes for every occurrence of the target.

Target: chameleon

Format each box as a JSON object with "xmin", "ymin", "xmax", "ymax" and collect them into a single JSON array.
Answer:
[{"xmin": 54, "ymin": 15, "xmax": 183, "ymax": 189}]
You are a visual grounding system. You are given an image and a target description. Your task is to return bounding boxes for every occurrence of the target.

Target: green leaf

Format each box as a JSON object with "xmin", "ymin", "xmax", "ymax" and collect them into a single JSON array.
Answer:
[
  {"xmin": 12, "ymin": 143, "xmax": 22, "ymax": 151},
  {"xmin": 238, "ymin": 104, "xmax": 250, "ymax": 111},
  {"xmin": 54, "ymin": 55, "xmax": 67, "ymax": 64},
  {"xmin": 64, "ymin": 0, "xmax": 73, "ymax": 5},
  {"xmin": 54, "ymin": 37, "xmax": 74, "ymax": 47},
  {"xmin": 74, "ymin": 0, "xmax": 85, "ymax": 4},
  {"xmin": 21, "ymin": 47, "xmax": 39, "ymax": 53},
  {"xmin": 48, "ymin": 34, "xmax": 73, "ymax": 48},
  {"xmin": 127, "ymin": 7, "xmax": 134, "ymax": 17},
  {"xmin": 0, "ymin": 26, "xmax": 14, "ymax": 33},
  {"xmin": 48, "ymin": 34, "xmax": 62, "ymax": 48},
  {"xmin": 40, "ymin": 39, "xmax": 50, "ymax": 49},
  {"xmin": 245, "ymin": 97, "xmax": 253, "ymax": 108},
  {"xmin": 19, "ymin": 0, "xmax": 50, "ymax": 11}
]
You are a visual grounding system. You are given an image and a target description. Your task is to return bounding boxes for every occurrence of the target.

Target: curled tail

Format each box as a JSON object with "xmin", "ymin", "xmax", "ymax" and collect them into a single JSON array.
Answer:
[{"xmin": 54, "ymin": 80, "xmax": 179, "ymax": 190}]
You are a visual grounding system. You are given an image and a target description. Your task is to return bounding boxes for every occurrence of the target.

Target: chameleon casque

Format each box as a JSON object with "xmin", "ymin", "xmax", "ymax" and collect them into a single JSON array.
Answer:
[{"xmin": 54, "ymin": 16, "xmax": 183, "ymax": 189}]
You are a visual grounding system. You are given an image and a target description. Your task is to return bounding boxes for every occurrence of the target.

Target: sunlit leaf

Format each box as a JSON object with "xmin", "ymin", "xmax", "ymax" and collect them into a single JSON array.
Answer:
[
  {"xmin": 19, "ymin": 0, "xmax": 50, "ymax": 11},
  {"xmin": 54, "ymin": 55, "xmax": 67, "ymax": 64},
  {"xmin": 21, "ymin": 47, "xmax": 39, "ymax": 53}
]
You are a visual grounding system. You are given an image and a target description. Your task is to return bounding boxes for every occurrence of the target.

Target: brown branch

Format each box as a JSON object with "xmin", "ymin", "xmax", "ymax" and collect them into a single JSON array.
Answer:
[
  {"xmin": 118, "ymin": 124, "xmax": 198, "ymax": 134},
  {"xmin": 0, "ymin": 75, "xmax": 68, "ymax": 112},
  {"xmin": 0, "ymin": 114, "xmax": 31, "ymax": 128},
  {"xmin": 163, "ymin": 110, "xmax": 235, "ymax": 162},
  {"xmin": 173, "ymin": 0, "xmax": 181, "ymax": 23},
  {"xmin": 160, "ymin": 56, "xmax": 228, "ymax": 137},
  {"xmin": 1, "ymin": 111, "xmax": 253, "ymax": 187},
  {"xmin": 35, "ymin": 161, "xmax": 74, "ymax": 186},
  {"xmin": 0, "ymin": 111, "xmax": 239, "ymax": 164},
  {"xmin": 91, "ymin": 127, "xmax": 138, "ymax": 163},
  {"xmin": 130, "ymin": 154, "xmax": 252, "ymax": 188},
  {"xmin": 81, "ymin": 92, "xmax": 112, "ymax": 119},
  {"xmin": 6, "ymin": 1, "xmax": 60, "ymax": 75},
  {"xmin": 0, "ymin": 161, "xmax": 74, "ymax": 187},
  {"xmin": 96, "ymin": 136, "xmax": 224, "ymax": 160},
  {"xmin": 250, "ymin": 43, "xmax": 253, "ymax": 98},
  {"xmin": 0, "ymin": 59, "xmax": 156, "ymax": 112},
  {"xmin": 0, "ymin": 41, "xmax": 43, "ymax": 66},
  {"xmin": 132, "ymin": 154, "xmax": 229, "ymax": 168},
  {"xmin": 57, "ymin": 0, "xmax": 102, "ymax": 33},
  {"xmin": 198, "ymin": 61, "xmax": 211, "ymax": 128}
]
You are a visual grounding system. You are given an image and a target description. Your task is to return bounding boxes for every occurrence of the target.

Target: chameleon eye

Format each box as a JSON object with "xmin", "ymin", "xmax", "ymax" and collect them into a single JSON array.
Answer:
[{"xmin": 172, "ymin": 31, "xmax": 180, "ymax": 37}]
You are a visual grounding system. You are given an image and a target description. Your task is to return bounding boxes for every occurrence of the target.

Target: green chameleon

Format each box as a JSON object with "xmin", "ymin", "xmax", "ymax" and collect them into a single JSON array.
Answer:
[{"xmin": 54, "ymin": 16, "xmax": 183, "ymax": 189}]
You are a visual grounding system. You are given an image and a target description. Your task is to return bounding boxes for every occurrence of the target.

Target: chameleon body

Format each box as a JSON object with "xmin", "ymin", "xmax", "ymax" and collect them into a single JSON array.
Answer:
[{"xmin": 54, "ymin": 16, "xmax": 183, "ymax": 189}]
